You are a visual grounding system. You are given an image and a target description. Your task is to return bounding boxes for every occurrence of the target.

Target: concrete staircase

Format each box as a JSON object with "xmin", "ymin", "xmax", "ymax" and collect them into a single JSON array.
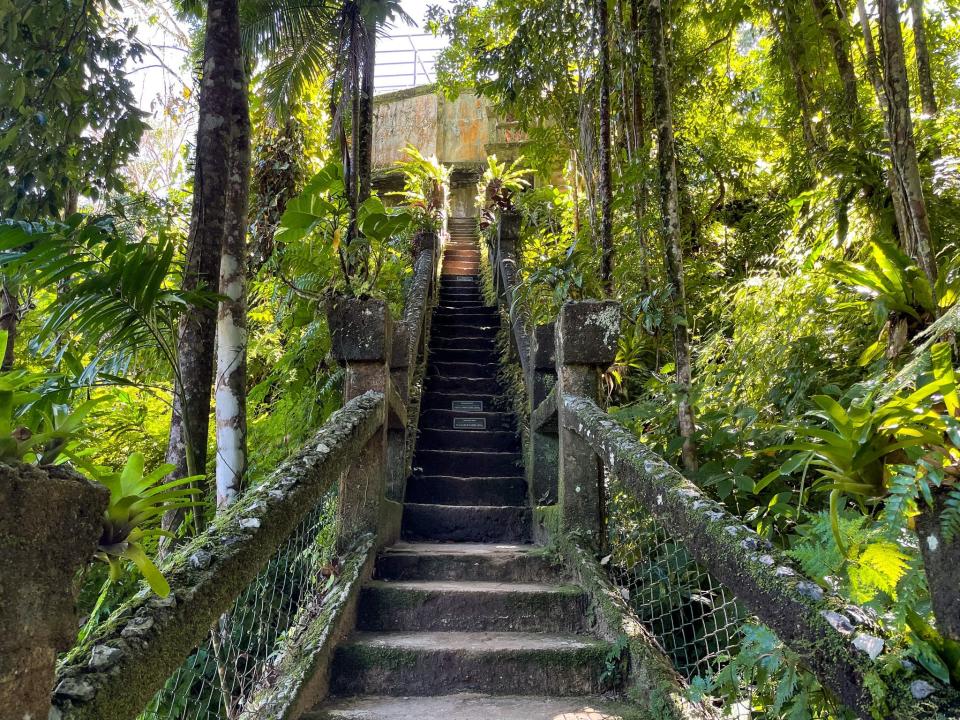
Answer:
[{"xmin": 308, "ymin": 220, "xmax": 631, "ymax": 719}]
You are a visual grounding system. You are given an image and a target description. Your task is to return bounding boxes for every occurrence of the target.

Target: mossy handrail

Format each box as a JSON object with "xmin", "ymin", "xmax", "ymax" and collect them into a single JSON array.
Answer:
[{"xmin": 52, "ymin": 392, "xmax": 386, "ymax": 720}]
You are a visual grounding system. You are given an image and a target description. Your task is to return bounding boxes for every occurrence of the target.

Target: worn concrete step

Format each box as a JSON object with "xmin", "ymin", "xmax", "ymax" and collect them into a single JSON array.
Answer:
[
  {"xmin": 306, "ymin": 693, "xmax": 640, "ymax": 720},
  {"xmin": 356, "ymin": 581, "xmax": 587, "ymax": 632},
  {"xmin": 413, "ymin": 449, "xmax": 521, "ymax": 478},
  {"xmin": 430, "ymin": 326, "xmax": 498, "ymax": 341},
  {"xmin": 402, "ymin": 503, "xmax": 531, "ymax": 542},
  {"xmin": 434, "ymin": 308, "xmax": 498, "ymax": 320},
  {"xmin": 418, "ymin": 409, "xmax": 515, "ymax": 432},
  {"xmin": 439, "ymin": 289, "xmax": 483, "ymax": 300},
  {"xmin": 419, "ymin": 392, "xmax": 502, "ymax": 413},
  {"xmin": 432, "ymin": 317, "xmax": 499, "ymax": 331},
  {"xmin": 428, "ymin": 362, "xmax": 499, "ymax": 379},
  {"xmin": 443, "ymin": 267, "xmax": 480, "ymax": 277},
  {"xmin": 445, "ymin": 249, "xmax": 480, "ymax": 260},
  {"xmin": 425, "ymin": 375, "xmax": 502, "ymax": 396},
  {"xmin": 435, "ymin": 304, "xmax": 491, "ymax": 314},
  {"xmin": 427, "ymin": 347, "xmax": 498, "ymax": 364},
  {"xmin": 417, "ymin": 428, "xmax": 518, "ymax": 451},
  {"xmin": 375, "ymin": 543, "xmax": 555, "ymax": 583},
  {"xmin": 406, "ymin": 475, "xmax": 526, "ymax": 506},
  {"xmin": 329, "ymin": 632, "xmax": 613, "ymax": 696}
]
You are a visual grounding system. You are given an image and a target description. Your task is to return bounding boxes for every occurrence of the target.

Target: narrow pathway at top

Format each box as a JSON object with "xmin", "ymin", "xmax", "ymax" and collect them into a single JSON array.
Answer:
[{"xmin": 307, "ymin": 218, "xmax": 634, "ymax": 720}]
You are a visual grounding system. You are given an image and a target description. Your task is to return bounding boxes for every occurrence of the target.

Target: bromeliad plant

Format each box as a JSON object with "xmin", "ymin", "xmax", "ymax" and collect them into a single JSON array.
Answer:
[
  {"xmin": 77, "ymin": 452, "xmax": 204, "ymax": 640},
  {"xmin": 477, "ymin": 154, "xmax": 529, "ymax": 228},
  {"xmin": 391, "ymin": 144, "xmax": 450, "ymax": 234},
  {"xmin": 827, "ymin": 240, "xmax": 960, "ymax": 362},
  {"xmin": 761, "ymin": 343, "xmax": 959, "ymax": 553}
]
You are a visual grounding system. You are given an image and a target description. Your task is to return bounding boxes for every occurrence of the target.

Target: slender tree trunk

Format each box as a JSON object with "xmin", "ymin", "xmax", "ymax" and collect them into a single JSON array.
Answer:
[
  {"xmin": 857, "ymin": 0, "xmax": 885, "ymax": 98},
  {"xmin": 597, "ymin": 0, "xmax": 614, "ymax": 296},
  {"xmin": 163, "ymin": 0, "xmax": 243, "ymax": 536},
  {"xmin": 810, "ymin": 0, "xmax": 860, "ymax": 127},
  {"xmin": 908, "ymin": 0, "xmax": 937, "ymax": 116},
  {"xmin": 0, "ymin": 284, "xmax": 18, "ymax": 370},
  {"xmin": 878, "ymin": 0, "xmax": 938, "ymax": 290},
  {"xmin": 772, "ymin": 0, "xmax": 821, "ymax": 156},
  {"xmin": 646, "ymin": 0, "xmax": 697, "ymax": 472},
  {"xmin": 215, "ymin": 62, "xmax": 251, "ymax": 510},
  {"xmin": 358, "ymin": 19, "xmax": 376, "ymax": 204}
]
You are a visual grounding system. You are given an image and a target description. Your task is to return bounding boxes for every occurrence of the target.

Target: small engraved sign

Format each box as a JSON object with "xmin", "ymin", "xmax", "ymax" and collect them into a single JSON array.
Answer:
[
  {"xmin": 452, "ymin": 400, "xmax": 484, "ymax": 411},
  {"xmin": 454, "ymin": 417, "xmax": 486, "ymax": 430}
]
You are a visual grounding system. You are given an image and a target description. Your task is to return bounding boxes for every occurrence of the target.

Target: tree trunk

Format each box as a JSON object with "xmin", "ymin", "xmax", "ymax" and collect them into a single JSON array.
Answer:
[
  {"xmin": 771, "ymin": 0, "xmax": 821, "ymax": 156},
  {"xmin": 163, "ymin": 0, "xmax": 244, "ymax": 536},
  {"xmin": 857, "ymin": 0, "xmax": 885, "ymax": 99},
  {"xmin": 215, "ymin": 61, "xmax": 251, "ymax": 510},
  {"xmin": 878, "ymin": 0, "xmax": 938, "ymax": 290},
  {"xmin": 809, "ymin": 0, "xmax": 860, "ymax": 129},
  {"xmin": 0, "ymin": 284, "xmax": 18, "ymax": 370},
  {"xmin": 916, "ymin": 487, "xmax": 960, "ymax": 643},
  {"xmin": 908, "ymin": 0, "xmax": 937, "ymax": 117},
  {"xmin": 597, "ymin": 0, "xmax": 614, "ymax": 296},
  {"xmin": 646, "ymin": 0, "xmax": 697, "ymax": 472},
  {"xmin": 358, "ymin": 18, "xmax": 376, "ymax": 204}
]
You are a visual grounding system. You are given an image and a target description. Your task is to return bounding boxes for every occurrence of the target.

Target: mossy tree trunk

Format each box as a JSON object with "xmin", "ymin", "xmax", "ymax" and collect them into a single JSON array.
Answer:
[
  {"xmin": 164, "ymin": 0, "xmax": 245, "ymax": 536},
  {"xmin": 646, "ymin": 0, "xmax": 697, "ymax": 472}
]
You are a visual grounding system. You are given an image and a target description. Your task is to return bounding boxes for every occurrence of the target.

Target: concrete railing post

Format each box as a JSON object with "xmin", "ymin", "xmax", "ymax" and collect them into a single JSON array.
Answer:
[
  {"xmin": 327, "ymin": 297, "xmax": 392, "ymax": 553},
  {"xmin": 555, "ymin": 301, "xmax": 620, "ymax": 548},
  {"xmin": 528, "ymin": 322, "xmax": 558, "ymax": 504},
  {"xmin": 1, "ymin": 464, "xmax": 107, "ymax": 718}
]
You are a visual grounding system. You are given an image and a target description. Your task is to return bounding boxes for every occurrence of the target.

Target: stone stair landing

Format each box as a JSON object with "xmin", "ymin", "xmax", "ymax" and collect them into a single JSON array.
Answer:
[{"xmin": 309, "ymin": 220, "xmax": 629, "ymax": 719}]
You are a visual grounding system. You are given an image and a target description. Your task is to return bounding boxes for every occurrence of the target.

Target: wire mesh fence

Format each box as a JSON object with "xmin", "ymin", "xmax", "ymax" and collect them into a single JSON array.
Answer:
[
  {"xmin": 140, "ymin": 487, "xmax": 338, "ymax": 720},
  {"xmin": 606, "ymin": 474, "xmax": 747, "ymax": 682},
  {"xmin": 606, "ymin": 472, "xmax": 839, "ymax": 719}
]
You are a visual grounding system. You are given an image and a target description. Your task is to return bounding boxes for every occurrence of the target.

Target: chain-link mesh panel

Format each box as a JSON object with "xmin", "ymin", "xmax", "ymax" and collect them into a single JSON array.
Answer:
[
  {"xmin": 606, "ymin": 474, "xmax": 839, "ymax": 719},
  {"xmin": 606, "ymin": 477, "xmax": 747, "ymax": 681},
  {"xmin": 141, "ymin": 487, "xmax": 337, "ymax": 720}
]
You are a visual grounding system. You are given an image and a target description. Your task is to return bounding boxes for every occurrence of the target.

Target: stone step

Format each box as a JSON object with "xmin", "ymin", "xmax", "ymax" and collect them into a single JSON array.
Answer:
[
  {"xmin": 413, "ymin": 449, "xmax": 521, "ymax": 478},
  {"xmin": 418, "ymin": 409, "xmax": 515, "ymax": 432},
  {"xmin": 402, "ymin": 503, "xmax": 531, "ymax": 542},
  {"xmin": 417, "ymin": 428, "xmax": 517, "ymax": 451},
  {"xmin": 428, "ymin": 362, "xmax": 500, "ymax": 380},
  {"xmin": 432, "ymin": 316, "xmax": 499, "ymax": 330},
  {"xmin": 306, "ymin": 693, "xmax": 637, "ymax": 720},
  {"xmin": 428, "ymin": 344, "xmax": 498, "ymax": 361},
  {"xmin": 425, "ymin": 375, "xmax": 503, "ymax": 396},
  {"xmin": 375, "ymin": 543, "xmax": 556, "ymax": 583},
  {"xmin": 435, "ymin": 303, "xmax": 491, "ymax": 313},
  {"xmin": 443, "ymin": 267, "xmax": 480, "ymax": 277},
  {"xmin": 329, "ymin": 631, "xmax": 612, "ymax": 696},
  {"xmin": 356, "ymin": 581, "xmax": 587, "ymax": 632},
  {"xmin": 431, "ymin": 325, "xmax": 498, "ymax": 341},
  {"xmin": 406, "ymin": 475, "xmax": 527, "ymax": 506},
  {"xmin": 437, "ymin": 291, "xmax": 484, "ymax": 303},
  {"xmin": 445, "ymin": 249, "xmax": 480, "ymax": 260},
  {"xmin": 420, "ymin": 391, "xmax": 506, "ymax": 414},
  {"xmin": 434, "ymin": 308, "xmax": 499, "ymax": 320}
]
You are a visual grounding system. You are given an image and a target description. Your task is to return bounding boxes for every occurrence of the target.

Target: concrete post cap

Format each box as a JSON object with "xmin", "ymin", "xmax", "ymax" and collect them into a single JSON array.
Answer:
[
  {"xmin": 326, "ymin": 297, "xmax": 393, "ymax": 363},
  {"xmin": 557, "ymin": 300, "xmax": 620, "ymax": 366}
]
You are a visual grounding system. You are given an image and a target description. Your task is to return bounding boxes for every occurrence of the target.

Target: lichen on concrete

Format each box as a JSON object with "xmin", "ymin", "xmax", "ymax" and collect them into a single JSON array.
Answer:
[{"xmin": 53, "ymin": 392, "xmax": 385, "ymax": 720}]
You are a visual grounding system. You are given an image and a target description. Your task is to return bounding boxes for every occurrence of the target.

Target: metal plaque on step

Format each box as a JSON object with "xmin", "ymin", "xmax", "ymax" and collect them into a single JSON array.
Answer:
[
  {"xmin": 452, "ymin": 400, "xmax": 483, "ymax": 412},
  {"xmin": 454, "ymin": 417, "xmax": 486, "ymax": 430}
]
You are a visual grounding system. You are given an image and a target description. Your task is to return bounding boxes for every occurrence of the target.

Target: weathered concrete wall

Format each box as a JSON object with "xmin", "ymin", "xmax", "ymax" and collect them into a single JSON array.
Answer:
[
  {"xmin": 373, "ymin": 89, "xmax": 439, "ymax": 167},
  {"xmin": 372, "ymin": 86, "xmax": 524, "ymax": 170}
]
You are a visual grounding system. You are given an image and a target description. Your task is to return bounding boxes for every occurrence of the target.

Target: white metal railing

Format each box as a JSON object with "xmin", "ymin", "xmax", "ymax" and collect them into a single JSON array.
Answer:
[{"xmin": 375, "ymin": 33, "xmax": 444, "ymax": 93}]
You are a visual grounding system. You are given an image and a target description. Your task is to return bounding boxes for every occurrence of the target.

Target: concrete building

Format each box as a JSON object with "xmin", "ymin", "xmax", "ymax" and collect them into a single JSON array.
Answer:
[{"xmin": 372, "ymin": 85, "xmax": 526, "ymax": 218}]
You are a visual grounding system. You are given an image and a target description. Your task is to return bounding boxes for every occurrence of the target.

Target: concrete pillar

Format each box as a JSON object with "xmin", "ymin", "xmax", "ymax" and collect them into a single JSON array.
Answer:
[
  {"xmin": 528, "ymin": 323, "xmax": 558, "ymax": 505},
  {"xmin": 555, "ymin": 300, "xmax": 620, "ymax": 549},
  {"xmin": 327, "ymin": 297, "xmax": 392, "ymax": 553},
  {"xmin": 0, "ymin": 464, "xmax": 107, "ymax": 719}
]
